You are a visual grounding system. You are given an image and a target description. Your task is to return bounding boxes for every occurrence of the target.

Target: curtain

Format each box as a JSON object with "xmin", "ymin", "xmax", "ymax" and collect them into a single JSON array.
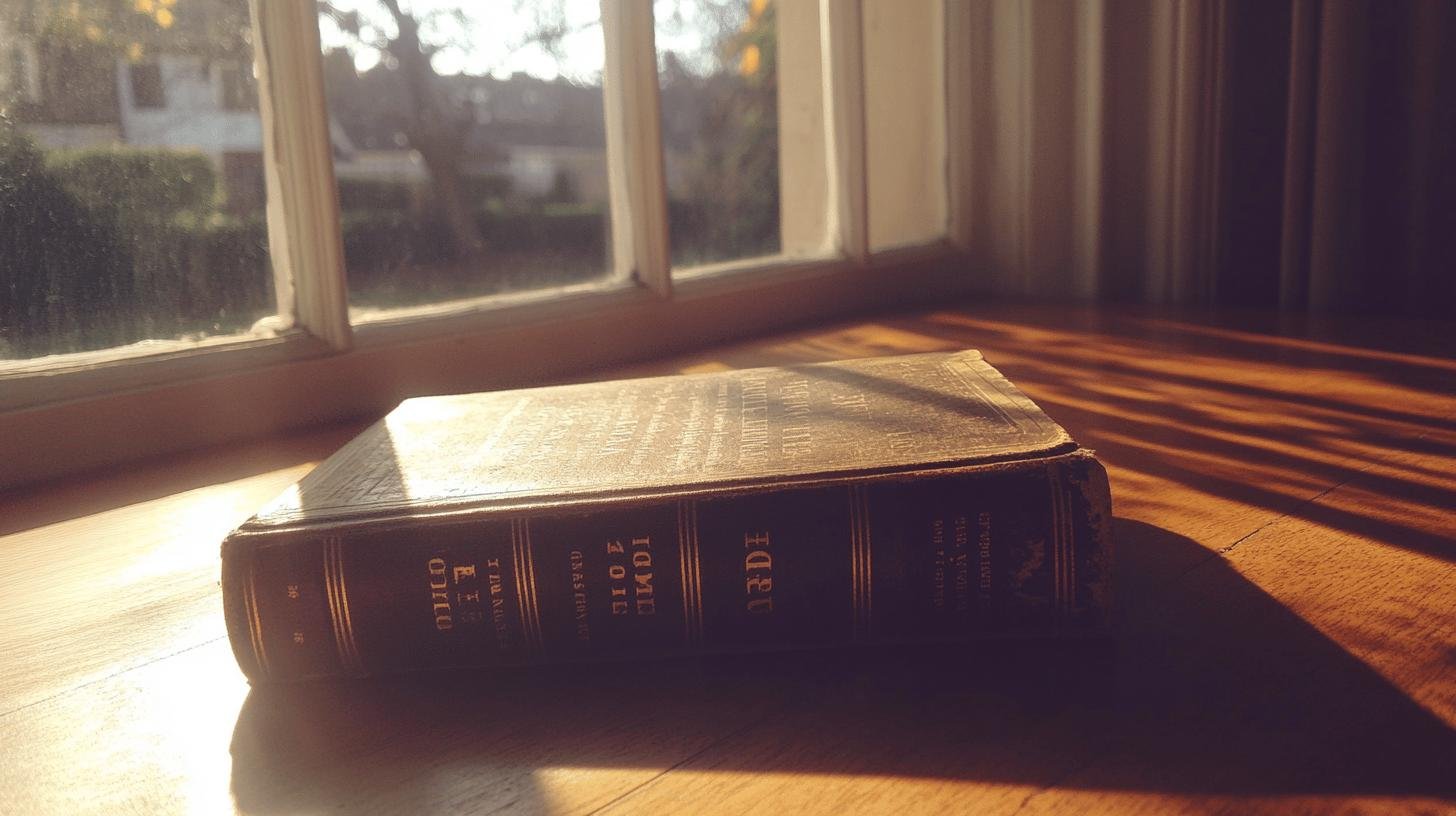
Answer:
[{"xmin": 950, "ymin": 0, "xmax": 1456, "ymax": 317}]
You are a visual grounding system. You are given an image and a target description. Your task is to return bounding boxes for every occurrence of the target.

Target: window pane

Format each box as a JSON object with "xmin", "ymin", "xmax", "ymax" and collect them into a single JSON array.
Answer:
[
  {"xmin": 656, "ymin": 0, "xmax": 786, "ymax": 267},
  {"xmin": 864, "ymin": 0, "xmax": 946, "ymax": 250},
  {"xmin": 0, "ymin": 0, "xmax": 275, "ymax": 360},
  {"xmin": 317, "ymin": 1, "xmax": 612, "ymax": 315}
]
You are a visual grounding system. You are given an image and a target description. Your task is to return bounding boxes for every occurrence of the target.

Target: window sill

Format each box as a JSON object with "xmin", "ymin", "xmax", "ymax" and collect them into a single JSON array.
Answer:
[
  {"xmin": 0, "ymin": 329, "xmax": 330, "ymax": 414},
  {"xmin": 0, "ymin": 243, "xmax": 971, "ymax": 490}
]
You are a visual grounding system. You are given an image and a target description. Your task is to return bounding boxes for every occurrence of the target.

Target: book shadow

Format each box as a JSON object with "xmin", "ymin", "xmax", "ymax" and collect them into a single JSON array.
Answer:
[{"xmin": 228, "ymin": 518, "xmax": 1456, "ymax": 813}]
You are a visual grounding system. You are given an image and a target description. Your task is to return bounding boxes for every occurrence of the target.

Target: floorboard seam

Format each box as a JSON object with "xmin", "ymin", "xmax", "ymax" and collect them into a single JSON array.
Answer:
[
  {"xmin": 1006, "ymin": 754, "xmax": 1104, "ymax": 816},
  {"xmin": 1216, "ymin": 477, "xmax": 1347, "ymax": 558},
  {"xmin": 581, "ymin": 707, "xmax": 780, "ymax": 816},
  {"xmin": 0, "ymin": 635, "xmax": 227, "ymax": 720}
]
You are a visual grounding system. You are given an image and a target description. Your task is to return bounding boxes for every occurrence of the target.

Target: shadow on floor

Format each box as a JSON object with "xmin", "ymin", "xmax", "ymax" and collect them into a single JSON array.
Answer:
[{"xmin": 229, "ymin": 519, "xmax": 1456, "ymax": 813}]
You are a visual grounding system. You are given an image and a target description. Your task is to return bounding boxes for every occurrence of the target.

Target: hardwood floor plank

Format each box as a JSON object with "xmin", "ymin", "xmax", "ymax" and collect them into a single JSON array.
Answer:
[
  {"xmin": 1221, "ymin": 444, "xmax": 1456, "ymax": 725},
  {"xmin": 0, "ymin": 461, "xmax": 317, "ymax": 714},
  {"xmin": 3, "ymin": 303, "xmax": 1453, "ymax": 815}
]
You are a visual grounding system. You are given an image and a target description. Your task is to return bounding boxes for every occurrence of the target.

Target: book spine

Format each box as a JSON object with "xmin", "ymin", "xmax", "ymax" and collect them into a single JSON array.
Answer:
[{"xmin": 222, "ymin": 453, "xmax": 1113, "ymax": 682}]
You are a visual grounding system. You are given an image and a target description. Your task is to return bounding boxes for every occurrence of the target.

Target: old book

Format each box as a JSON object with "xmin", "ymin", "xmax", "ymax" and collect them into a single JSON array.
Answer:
[{"xmin": 222, "ymin": 350, "xmax": 1113, "ymax": 682}]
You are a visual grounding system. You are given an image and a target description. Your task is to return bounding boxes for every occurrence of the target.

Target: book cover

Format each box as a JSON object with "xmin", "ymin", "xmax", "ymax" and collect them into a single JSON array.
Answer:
[{"xmin": 222, "ymin": 350, "xmax": 1113, "ymax": 681}]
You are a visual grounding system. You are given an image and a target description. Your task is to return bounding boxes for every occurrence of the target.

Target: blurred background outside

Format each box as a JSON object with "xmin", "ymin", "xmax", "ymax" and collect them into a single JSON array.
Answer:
[{"xmin": 0, "ymin": 0, "xmax": 781, "ymax": 358}]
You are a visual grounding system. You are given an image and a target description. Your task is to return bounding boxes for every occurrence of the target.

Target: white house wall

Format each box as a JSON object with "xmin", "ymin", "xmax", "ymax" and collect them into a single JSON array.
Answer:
[
  {"xmin": 333, "ymin": 149, "xmax": 431, "ymax": 184},
  {"xmin": 116, "ymin": 55, "xmax": 263, "ymax": 154},
  {"xmin": 22, "ymin": 123, "xmax": 121, "ymax": 150}
]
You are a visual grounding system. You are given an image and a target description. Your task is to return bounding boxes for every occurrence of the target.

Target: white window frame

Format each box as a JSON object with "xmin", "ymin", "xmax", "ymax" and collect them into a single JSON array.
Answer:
[{"xmin": 0, "ymin": 0, "xmax": 972, "ymax": 490}]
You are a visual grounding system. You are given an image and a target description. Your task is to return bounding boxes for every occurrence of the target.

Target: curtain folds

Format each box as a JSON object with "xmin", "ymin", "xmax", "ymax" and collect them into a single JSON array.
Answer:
[{"xmin": 953, "ymin": 0, "xmax": 1456, "ymax": 317}]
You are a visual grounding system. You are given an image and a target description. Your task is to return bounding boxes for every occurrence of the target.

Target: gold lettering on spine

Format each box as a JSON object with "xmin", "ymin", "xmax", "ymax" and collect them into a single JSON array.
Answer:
[
  {"xmin": 242, "ymin": 559, "xmax": 270, "ymax": 680},
  {"xmin": 743, "ymin": 532, "xmax": 774, "ymax": 614},
  {"xmin": 322, "ymin": 536, "xmax": 366, "ymax": 677},
  {"xmin": 428, "ymin": 557, "xmax": 453, "ymax": 630},
  {"xmin": 848, "ymin": 484, "xmax": 873, "ymax": 641}
]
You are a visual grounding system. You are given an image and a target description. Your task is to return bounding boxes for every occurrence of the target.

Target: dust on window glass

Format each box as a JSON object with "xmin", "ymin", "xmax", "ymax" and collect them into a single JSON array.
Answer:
[
  {"xmin": 655, "ymin": 0, "xmax": 781, "ymax": 268},
  {"xmin": 317, "ymin": 0, "xmax": 613, "ymax": 315},
  {"xmin": 0, "ymin": 0, "xmax": 274, "ymax": 361}
]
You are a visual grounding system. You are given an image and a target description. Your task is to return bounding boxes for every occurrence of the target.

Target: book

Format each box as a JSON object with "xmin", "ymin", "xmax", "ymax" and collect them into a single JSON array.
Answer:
[{"xmin": 221, "ymin": 350, "xmax": 1113, "ymax": 682}]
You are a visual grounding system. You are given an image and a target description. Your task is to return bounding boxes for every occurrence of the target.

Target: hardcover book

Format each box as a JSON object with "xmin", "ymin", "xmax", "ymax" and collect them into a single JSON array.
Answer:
[{"xmin": 222, "ymin": 350, "xmax": 1113, "ymax": 682}]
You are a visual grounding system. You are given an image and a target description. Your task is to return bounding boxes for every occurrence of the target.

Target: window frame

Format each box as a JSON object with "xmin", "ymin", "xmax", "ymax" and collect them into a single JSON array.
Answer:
[
  {"xmin": 0, "ymin": 0, "xmax": 971, "ymax": 490},
  {"xmin": 127, "ymin": 61, "xmax": 167, "ymax": 110}
]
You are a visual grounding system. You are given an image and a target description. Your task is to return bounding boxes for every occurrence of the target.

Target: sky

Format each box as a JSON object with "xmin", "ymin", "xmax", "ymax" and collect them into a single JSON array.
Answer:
[{"xmin": 316, "ymin": 0, "xmax": 732, "ymax": 83}]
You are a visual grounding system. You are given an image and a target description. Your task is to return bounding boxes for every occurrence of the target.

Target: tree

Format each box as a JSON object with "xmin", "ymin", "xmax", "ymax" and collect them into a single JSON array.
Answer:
[
  {"xmin": 317, "ymin": 1, "xmax": 583, "ymax": 261},
  {"xmin": 320, "ymin": 0, "xmax": 478, "ymax": 259},
  {"xmin": 658, "ymin": 0, "xmax": 779, "ymax": 263}
]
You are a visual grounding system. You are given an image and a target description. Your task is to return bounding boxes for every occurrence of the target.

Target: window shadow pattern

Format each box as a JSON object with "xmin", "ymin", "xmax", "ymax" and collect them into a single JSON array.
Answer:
[
  {"xmin": 229, "ymin": 520, "xmax": 1454, "ymax": 812},
  {"xmin": 229, "ymin": 302, "xmax": 1456, "ymax": 812}
]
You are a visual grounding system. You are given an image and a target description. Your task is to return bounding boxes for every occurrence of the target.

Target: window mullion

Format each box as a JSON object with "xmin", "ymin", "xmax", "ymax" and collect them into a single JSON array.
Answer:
[
  {"xmin": 601, "ymin": 0, "xmax": 672, "ymax": 297},
  {"xmin": 821, "ymin": 0, "xmax": 869, "ymax": 265},
  {"xmin": 250, "ymin": 0, "xmax": 351, "ymax": 349}
]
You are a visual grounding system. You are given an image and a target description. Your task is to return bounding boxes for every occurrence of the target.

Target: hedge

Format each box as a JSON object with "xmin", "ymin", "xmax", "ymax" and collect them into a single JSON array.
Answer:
[
  {"xmin": 2, "ymin": 136, "xmax": 608, "ymax": 356},
  {"xmin": 335, "ymin": 174, "xmax": 513, "ymax": 213},
  {"xmin": 339, "ymin": 207, "xmax": 608, "ymax": 300},
  {"xmin": 46, "ymin": 148, "xmax": 218, "ymax": 221},
  {"xmin": 3, "ymin": 132, "xmax": 766, "ymax": 356},
  {"xmin": 335, "ymin": 178, "xmax": 418, "ymax": 212},
  {"xmin": 1, "ymin": 130, "xmax": 273, "ymax": 357}
]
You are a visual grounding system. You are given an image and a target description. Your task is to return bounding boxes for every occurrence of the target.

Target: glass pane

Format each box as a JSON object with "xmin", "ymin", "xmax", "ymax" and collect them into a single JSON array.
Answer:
[
  {"xmin": 864, "ymin": 0, "xmax": 946, "ymax": 250},
  {"xmin": 317, "ymin": 1, "xmax": 612, "ymax": 315},
  {"xmin": 0, "ymin": 0, "xmax": 274, "ymax": 360},
  {"xmin": 656, "ymin": 0, "xmax": 782, "ymax": 267}
]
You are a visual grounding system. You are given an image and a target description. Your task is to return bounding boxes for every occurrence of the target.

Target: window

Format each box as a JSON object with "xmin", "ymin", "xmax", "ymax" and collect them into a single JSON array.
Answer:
[
  {"xmin": 5, "ymin": 38, "xmax": 43, "ymax": 104},
  {"xmin": 317, "ymin": 1, "xmax": 614, "ymax": 315},
  {"xmin": 656, "ymin": 0, "xmax": 783, "ymax": 267},
  {"xmin": 1, "ymin": 0, "xmax": 962, "ymax": 487},
  {"xmin": 1, "ymin": 0, "xmax": 271, "ymax": 362},
  {"xmin": 218, "ymin": 61, "xmax": 257, "ymax": 111},
  {"xmin": 129, "ymin": 62, "xmax": 165, "ymax": 109}
]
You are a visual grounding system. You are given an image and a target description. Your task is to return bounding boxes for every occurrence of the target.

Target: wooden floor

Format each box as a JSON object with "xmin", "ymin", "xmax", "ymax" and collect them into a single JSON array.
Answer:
[{"xmin": 2, "ymin": 302, "xmax": 1453, "ymax": 814}]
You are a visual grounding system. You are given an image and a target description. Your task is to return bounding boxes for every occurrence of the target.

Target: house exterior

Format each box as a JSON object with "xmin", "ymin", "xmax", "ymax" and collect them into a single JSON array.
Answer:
[
  {"xmin": 2, "ymin": 19, "xmax": 674, "ymax": 215},
  {"xmin": 113, "ymin": 53, "xmax": 267, "ymax": 213},
  {"xmin": 1, "ymin": 16, "xmax": 267, "ymax": 214},
  {"xmin": 113, "ymin": 54, "xmax": 263, "ymax": 153},
  {"xmin": 326, "ymin": 61, "xmax": 623, "ymax": 209}
]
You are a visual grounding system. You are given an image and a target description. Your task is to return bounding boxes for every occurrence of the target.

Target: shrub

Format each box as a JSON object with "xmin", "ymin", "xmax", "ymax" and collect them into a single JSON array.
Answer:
[
  {"xmin": 336, "ymin": 178, "xmax": 417, "ymax": 212},
  {"xmin": 0, "ymin": 125, "xmax": 273, "ymax": 357},
  {"xmin": 338, "ymin": 210, "xmax": 453, "ymax": 295},
  {"xmin": 337, "ymin": 206, "xmax": 607, "ymax": 272},
  {"xmin": 460, "ymin": 173, "xmax": 513, "ymax": 206},
  {"xmin": 336, "ymin": 173, "xmax": 515, "ymax": 215},
  {"xmin": 0, "ymin": 125, "xmax": 132, "ymax": 357},
  {"xmin": 2, "ymin": 131, "xmax": 613, "ymax": 356},
  {"xmin": 45, "ymin": 148, "xmax": 218, "ymax": 222},
  {"xmin": 477, "ymin": 208, "xmax": 605, "ymax": 254},
  {"xmin": 126, "ymin": 214, "xmax": 274, "ymax": 340}
]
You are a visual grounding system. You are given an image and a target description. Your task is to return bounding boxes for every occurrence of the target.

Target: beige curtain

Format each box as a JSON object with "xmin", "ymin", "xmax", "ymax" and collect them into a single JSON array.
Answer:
[{"xmin": 950, "ymin": 0, "xmax": 1456, "ymax": 316}]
